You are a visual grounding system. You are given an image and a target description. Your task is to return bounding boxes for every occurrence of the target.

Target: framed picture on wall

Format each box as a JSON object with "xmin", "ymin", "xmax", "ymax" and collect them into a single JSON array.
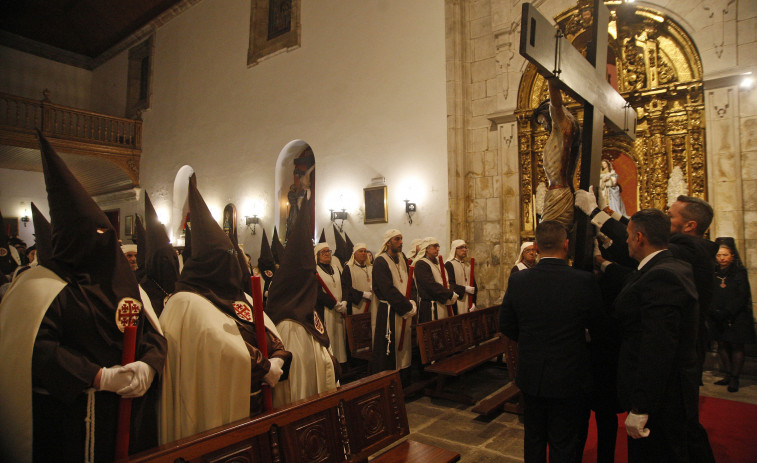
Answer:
[
  {"xmin": 125, "ymin": 215, "xmax": 134, "ymax": 236},
  {"xmin": 364, "ymin": 186, "xmax": 388, "ymax": 224}
]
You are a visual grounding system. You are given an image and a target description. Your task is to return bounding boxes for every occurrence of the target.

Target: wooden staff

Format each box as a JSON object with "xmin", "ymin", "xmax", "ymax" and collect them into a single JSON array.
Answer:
[
  {"xmin": 250, "ymin": 276, "xmax": 273, "ymax": 412},
  {"xmin": 397, "ymin": 266, "xmax": 414, "ymax": 351},
  {"xmin": 438, "ymin": 257, "xmax": 455, "ymax": 317},
  {"xmin": 468, "ymin": 257, "xmax": 475, "ymax": 311},
  {"xmin": 362, "ymin": 297, "xmax": 371, "ymax": 314},
  {"xmin": 114, "ymin": 324, "xmax": 137, "ymax": 459}
]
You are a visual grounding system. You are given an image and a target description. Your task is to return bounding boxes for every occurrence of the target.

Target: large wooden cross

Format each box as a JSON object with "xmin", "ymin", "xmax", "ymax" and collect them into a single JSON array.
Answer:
[{"xmin": 519, "ymin": 0, "xmax": 637, "ymax": 269}]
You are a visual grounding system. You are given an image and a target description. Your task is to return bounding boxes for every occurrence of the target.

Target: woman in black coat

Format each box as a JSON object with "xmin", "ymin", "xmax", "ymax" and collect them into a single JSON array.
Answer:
[{"xmin": 710, "ymin": 237, "xmax": 755, "ymax": 392}]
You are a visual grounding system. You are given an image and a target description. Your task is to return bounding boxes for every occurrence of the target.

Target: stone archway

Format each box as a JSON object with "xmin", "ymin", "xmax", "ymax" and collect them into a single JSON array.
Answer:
[{"xmin": 515, "ymin": 2, "xmax": 705, "ymax": 237}]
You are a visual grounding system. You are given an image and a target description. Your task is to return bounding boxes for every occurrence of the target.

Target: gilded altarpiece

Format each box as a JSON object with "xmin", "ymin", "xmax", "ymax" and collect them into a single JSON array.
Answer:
[{"xmin": 515, "ymin": 3, "xmax": 706, "ymax": 238}]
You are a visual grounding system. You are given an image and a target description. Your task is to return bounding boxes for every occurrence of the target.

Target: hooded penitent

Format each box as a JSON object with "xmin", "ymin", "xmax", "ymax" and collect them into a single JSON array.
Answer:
[
  {"xmin": 230, "ymin": 232, "xmax": 252, "ymax": 294},
  {"xmin": 266, "ymin": 198, "xmax": 330, "ymax": 348},
  {"xmin": 30, "ymin": 202, "xmax": 52, "ymax": 268},
  {"xmin": 258, "ymin": 228, "xmax": 276, "ymax": 284},
  {"xmin": 0, "ymin": 207, "xmax": 19, "ymax": 276},
  {"xmin": 271, "ymin": 226, "xmax": 284, "ymax": 266},
  {"xmin": 318, "ymin": 228, "xmax": 326, "ymax": 244},
  {"xmin": 134, "ymin": 214, "xmax": 147, "ymax": 280},
  {"xmin": 333, "ymin": 224, "xmax": 350, "ymax": 266},
  {"xmin": 140, "ymin": 192, "xmax": 180, "ymax": 316},
  {"xmin": 181, "ymin": 220, "xmax": 192, "ymax": 265},
  {"xmin": 344, "ymin": 231, "xmax": 354, "ymax": 257},
  {"xmin": 174, "ymin": 175, "xmax": 252, "ymax": 325}
]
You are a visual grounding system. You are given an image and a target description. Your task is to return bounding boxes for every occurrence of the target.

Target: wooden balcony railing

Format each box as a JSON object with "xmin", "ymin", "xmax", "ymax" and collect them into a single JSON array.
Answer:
[{"xmin": 0, "ymin": 91, "xmax": 141, "ymax": 150}]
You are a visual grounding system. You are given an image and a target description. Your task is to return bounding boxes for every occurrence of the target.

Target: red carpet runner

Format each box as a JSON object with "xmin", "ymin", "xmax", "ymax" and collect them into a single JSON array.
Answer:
[{"xmin": 582, "ymin": 396, "xmax": 757, "ymax": 462}]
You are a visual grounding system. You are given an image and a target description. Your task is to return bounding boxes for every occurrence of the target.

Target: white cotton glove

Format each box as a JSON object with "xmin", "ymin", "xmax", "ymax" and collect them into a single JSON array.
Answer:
[
  {"xmin": 262, "ymin": 357, "xmax": 285, "ymax": 387},
  {"xmin": 362, "ymin": 291, "xmax": 372, "ymax": 300},
  {"xmin": 469, "ymin": 303, "xmax": 477, "ymax": 311},
  {"xmin": 574, "ymin": 186, "xmax": 599, "ymax": 215},
  {"xmin": 403, "ymin": 300, "xmax": 417, "ymax": 319},
  {"xmin": 98, "ymin": 365, "xmax": 133, "ymax": 393},
  {"xmin": 625, "ymin": 412, "xmax": 651, "ymax": 439},
  {"xmin": 117, "ymin": 361, "xmax": 156, "ymax": 398},
  {"xmin": 335, "ymin": 300, "xmax": 349, "ymax": 314},
  {"xmin": 465, "ymin": 286, "xmax": 475, "ymax": 295}
]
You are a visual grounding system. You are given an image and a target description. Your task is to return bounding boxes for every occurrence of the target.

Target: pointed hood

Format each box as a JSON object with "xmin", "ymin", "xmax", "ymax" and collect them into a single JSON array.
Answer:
[
  {"xmin": 139, "ymin": 192, "xmax": 179, "ymax": 315},
  {"xmin": 38, "ymin": 130, "xmax": 142, "ymax": 342},
  {"xmin": 181, "ymin": 218, "xmax": 192, "ymax": 264},
  {"xmin": 0, "ymin": 207, "xmax": 19, "ymax": 275},
  {"xmin": 30, "ymin": 202, "xmax": 52, "ymax": 268},
  {"xmin": 266, "ymin": 198, "xmax": 329, "ymax": 348},
  {"xmin": 333, "ymin": 224, "xmax": 350, "ymax": 265},
  {"xmin": 318, "ymin": 228, "xmax": 326, "ymax": 243},
  {"xmin": 257, "ymin": 228, "xmax": 275, "ymax": 281},
  {"xmin": 134, "ymin": 214, "xmax": 147, "ymax": 279},
  {"xmin": 344, "ymin": 231, "xmax": 354, "ymax": 257},
  {"xmin": 230, "ymin": 232, "xmax": 252, "ymax": 294},
  {"xmin": 271, "ymin": 226, "xmax": 284, "ymax": 265},
  {"xmin": 174, "ymin": 174, "xmax": 251, "ymax": 324}
]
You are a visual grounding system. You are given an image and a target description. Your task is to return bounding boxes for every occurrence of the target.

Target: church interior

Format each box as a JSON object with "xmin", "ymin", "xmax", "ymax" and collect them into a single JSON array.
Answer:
[{"xmin": 2, "ymin": 0, "xmax": 757, "ymax": 460}]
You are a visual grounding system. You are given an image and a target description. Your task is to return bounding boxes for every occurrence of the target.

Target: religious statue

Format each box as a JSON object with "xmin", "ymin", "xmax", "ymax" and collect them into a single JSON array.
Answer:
[
  {"xmin": 533, "ymin": 78, "xmax": 581, "ymax": 229},
  {"xmin": 598, "ymin": 159, "xmax": 627, "ymax": 216}
]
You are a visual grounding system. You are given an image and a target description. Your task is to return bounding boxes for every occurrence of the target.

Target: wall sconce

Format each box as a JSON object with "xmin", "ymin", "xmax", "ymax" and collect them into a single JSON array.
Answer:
[
  {"xmin": 330, "ymin": 209, "xmax": 348, "ymax": 232},
  {"xmin": 404, "ymin": 200, "xmax": 416, "ymax": 225},
  {"xmin": 245, "ymin": 215, "xmax": 260, "ymax": 234},
  {"xmin": 21, "ymin": 215, "xmax": 30, "ymax": 227}
]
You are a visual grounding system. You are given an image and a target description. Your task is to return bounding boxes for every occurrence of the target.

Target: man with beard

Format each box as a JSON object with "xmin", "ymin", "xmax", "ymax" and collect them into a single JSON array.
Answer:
[
  {"xmin": 444, "ymin": 239, "xmax": 477, "ymax": 314},
  {"xmin": 371, "ymin": 230, "xmax": 416, "ymax": 381},
  {"xmin": 0, "ymin": 132, "xmax": 166, "ymax": 462}
]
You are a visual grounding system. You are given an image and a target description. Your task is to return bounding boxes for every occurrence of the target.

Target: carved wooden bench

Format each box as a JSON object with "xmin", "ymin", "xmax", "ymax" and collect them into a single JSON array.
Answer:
[
  {"xmin": 415, "ymin": 306, "xmax": 508, "ymax": 404},
  {"xmin": 470, "ymin": 335, "xmax": 523, "ymax": 416},
  {"xmin": 121, "ymin": 370, "xmax": 459, "ymax": 463},
  {"xmin": 344, "ymin": 311, "xmax": 373, "ymax": 362}
]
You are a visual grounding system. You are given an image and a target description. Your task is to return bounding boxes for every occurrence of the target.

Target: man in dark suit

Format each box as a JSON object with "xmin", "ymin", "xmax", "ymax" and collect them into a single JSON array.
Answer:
[
  {"xmin": 577, "ymin": 190, "xmax": 716, "ymax": 463},
  {"xmin": 613, "ymin": 209, "xmax": 699, "ymax": 462},
  {"xmin": 500, "ymin": 221, "xmax": 601, "ymax": 463}
]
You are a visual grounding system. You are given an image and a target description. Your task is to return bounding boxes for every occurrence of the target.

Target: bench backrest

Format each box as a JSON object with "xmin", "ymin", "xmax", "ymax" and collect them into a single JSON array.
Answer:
[
  {"xmin": 344, "ymin": 311, "xmax": 372, "ymax": 355},
  {"xmin": 123, "ymin": 371, "xmax": 408, "ymax": 463},
  {"xmin": 415, "ymin": 306, "xmax": 500, "ymax": 365}
]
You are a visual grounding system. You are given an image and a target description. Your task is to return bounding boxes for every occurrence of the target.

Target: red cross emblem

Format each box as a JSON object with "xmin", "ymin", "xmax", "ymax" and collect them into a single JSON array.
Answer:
[
  {"xmin": 264, "ymin": 270, "xmax": 273, "ymax": 278},
  {"xmin": 0, "ymin": 248, "xmax": 7, "ymax": 257},
  {"xmin": 233, "ymin": 301, "xmax": 253, "ymax": 322},
  {"xmin": 313, "ymin": 312, "xmax": 325, "ymax": 334},
  {"xmin": 115, "ymin": 297, "xmax": 142, "ymax": 333}
]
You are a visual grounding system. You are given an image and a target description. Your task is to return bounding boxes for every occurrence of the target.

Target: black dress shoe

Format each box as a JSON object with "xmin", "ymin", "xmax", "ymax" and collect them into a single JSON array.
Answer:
[
  {"xmin": 714, "ymin": 376, "xmax": 730, "ymax": 386},
  {"xmin": 728, "ymin": 376, "xmax": 739, "ymax": 393}
]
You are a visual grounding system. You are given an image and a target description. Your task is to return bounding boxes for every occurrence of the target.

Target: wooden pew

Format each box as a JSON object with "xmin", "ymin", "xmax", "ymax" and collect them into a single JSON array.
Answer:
[
  {"xmin": 415, "ymin": 306, "xmax": 508, "ymax": 404},
  {"xmin": 344, "ymin": 311, "xmax": 373, "ymax": 362},
  {"xmin": 470, "ymin": 335, "xmax": 523, "ymax": 416},
  {"xmin": 122, "ymin": 371, "xmax": 459, "ymax": 463}
]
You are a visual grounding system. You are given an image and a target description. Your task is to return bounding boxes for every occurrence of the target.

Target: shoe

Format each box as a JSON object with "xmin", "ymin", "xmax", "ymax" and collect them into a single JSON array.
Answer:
[
  {"xmin": 728, "ymin": 376, "xmax": 739, "ymax": 393},
  {"xmin": 714, "ymin": 376, "xmax": 730, "ymax": 386}
]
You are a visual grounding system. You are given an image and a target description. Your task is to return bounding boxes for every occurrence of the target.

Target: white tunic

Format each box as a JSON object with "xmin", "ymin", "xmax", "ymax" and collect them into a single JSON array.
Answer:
[
  {"xmin": 316, "ymin": 264, "xmax": 347, "ymax": 363},
  {"xmin": 447, "ymin": 258, "xmax": 471, "ymax": 314},
  {"xmin": 418, "ymin": 256, "xmax": 454, "ymax": 320},
  {"xmin": 347, "ymin": 262, "xmax": 376, "ymax": 315}
]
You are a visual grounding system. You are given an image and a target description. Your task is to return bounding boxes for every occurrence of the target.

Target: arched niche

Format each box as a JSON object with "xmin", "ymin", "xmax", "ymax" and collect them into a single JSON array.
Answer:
[
  {"xmin": 515, "ymin": 2, "xmax": 705, "ymax": 237},
  {"xmin": 172, "ymin": 165, "xmax": 194, "ymax": 246},
  {"xmin": 274, "ymin": 140, "xmax": 316, "ymax": 242}
]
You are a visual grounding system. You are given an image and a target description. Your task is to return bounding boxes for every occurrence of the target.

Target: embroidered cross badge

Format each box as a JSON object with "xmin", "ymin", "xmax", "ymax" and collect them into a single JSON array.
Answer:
[{"xmin": 115, "ymin": 297, "xmax": 142, "ymax": 333}]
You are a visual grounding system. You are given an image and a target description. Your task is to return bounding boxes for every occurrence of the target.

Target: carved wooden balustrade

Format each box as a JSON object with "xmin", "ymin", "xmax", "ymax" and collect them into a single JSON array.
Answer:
[{"xmin": 0, "ymin": 91, "xmax": 142, "ymax": 184}]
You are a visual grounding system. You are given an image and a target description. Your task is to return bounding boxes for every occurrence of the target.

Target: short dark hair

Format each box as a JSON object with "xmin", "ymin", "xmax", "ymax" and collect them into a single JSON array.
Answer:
[
  {"xmin": 676, "ymin": 195, "xmax": 713, "ymax": 236},
  {"xmin": 535, "ymin": 220, "xmax": 567, "ymax": 251},
  {"xmin": 629, "ymin": 209, "xmax": 670, "ymax": 248}
]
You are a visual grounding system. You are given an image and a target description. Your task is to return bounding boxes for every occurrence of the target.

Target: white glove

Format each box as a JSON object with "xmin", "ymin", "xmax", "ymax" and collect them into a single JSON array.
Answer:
[
  {"xmin": 465, "ymin": 286, "xmax": 475, "ymax": 295},
  {"xmin": 574, "ymin": 186, "xmax": 598, "ymax": 215},
  {"xmin": 262, "ymin": 357, "xmax": 284, "ymax": 387},
  {"xmin": 362, "ymin": 291, "xmax": 372, "ymax": 300},
  {"xmin": 403, "ymin": 300, "xmax": 417, "ymax": 319},
  {"xmin": 469, "ymin": 303, "xmax": 477, "ymax": 311},
  {"xmin": 98, "ymin": 365, "xmax": 133, "ymax": 393},
  {"xmin": 335, "ymin": 300, "xmax": 348, "ymax": 314},
  {"xmin": 449, "ymin": 293, "xmax": 459, "ymax": 304},
  {"xmin": 264, "ymin": 290, "xmax": 269, "ymax": 298},
  {"xmin": 625, "ymin": 412, "xmax": 651, "ymax": 439},
  {"xmin": 118, "ymin": 361, "xmax": 156, "ymax": 398}
]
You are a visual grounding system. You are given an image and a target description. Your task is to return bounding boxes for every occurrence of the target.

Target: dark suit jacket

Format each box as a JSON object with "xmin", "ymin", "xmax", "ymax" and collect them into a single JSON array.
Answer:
[
  {"xmin": 499, "ymin": 258, "xmax": 601, "ymax": 398},
  {"xmin": 614, "ymin": 250, "xmax": 699, "ymax": 417}
]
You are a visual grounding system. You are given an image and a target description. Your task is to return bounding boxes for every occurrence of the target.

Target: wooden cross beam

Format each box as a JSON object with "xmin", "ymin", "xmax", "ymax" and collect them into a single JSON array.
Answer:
[{"xmin": 519, "ymin": 0, "xmax": 637, "ymax": 268}]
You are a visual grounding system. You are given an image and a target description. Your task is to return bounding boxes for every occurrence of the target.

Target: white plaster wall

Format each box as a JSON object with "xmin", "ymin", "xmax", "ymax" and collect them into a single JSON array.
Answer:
[
  {"xmin": 0, "ymin": 168, "xmax": 48, "ymax": 246},
  {"xmin": 91, "ymin": 48, "xmax": 129, "ymax": 117},
  {"xmin": 0, "ymin": 45, "xmax": 93, "ymax": 109},
  {"xmin": 127, "ymin": 0, "xmax": 449, "ymax": 262}
]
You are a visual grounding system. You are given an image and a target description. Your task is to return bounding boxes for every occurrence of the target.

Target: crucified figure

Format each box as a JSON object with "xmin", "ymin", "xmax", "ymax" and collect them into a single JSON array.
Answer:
[{"xmin": 533, "ymin": 78, "xmax": 581, "ymax": 229}]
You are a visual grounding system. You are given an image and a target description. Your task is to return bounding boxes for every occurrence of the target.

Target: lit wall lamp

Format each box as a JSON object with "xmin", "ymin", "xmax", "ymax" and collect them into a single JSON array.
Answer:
[
  {"xmin": 330, "ymin": 208, "xmax": 348, "ymax": 232},
  {"xmin": 404, "ymin": 199, "xmax": 416, "ymax": 225},
  {"xmin": 246, "ymin": 215, "xmax": 260, "ymax": 234},
  {"xmin": 20, "ymin": 204, "xmax": 30, "ymax": 227}
]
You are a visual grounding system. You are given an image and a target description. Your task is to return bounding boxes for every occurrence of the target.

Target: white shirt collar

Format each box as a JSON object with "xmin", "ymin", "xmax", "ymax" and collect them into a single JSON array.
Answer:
[{"xmin": 637, "ymin": 249, "xmax": 665, "ymax": 270}]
